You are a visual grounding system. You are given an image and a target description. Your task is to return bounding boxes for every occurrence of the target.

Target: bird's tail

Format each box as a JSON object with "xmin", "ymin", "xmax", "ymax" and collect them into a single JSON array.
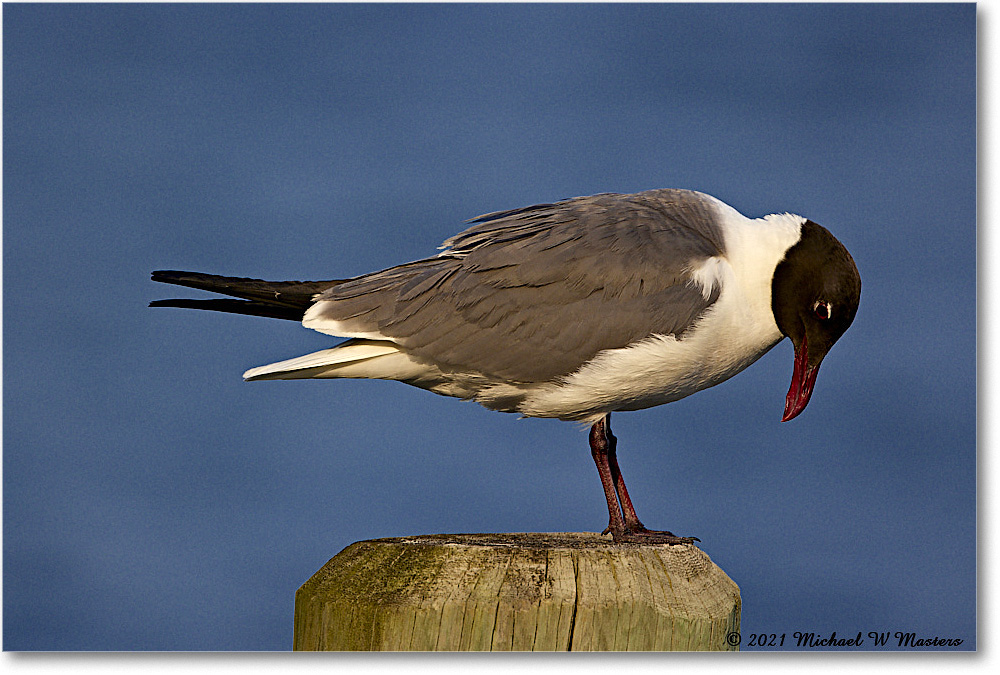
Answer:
[
  {"xmin": 242, "ymin": 339, "xmax": 404, "ymax": 381},
  {"xmin": 149, "ymin": 270, "xmax": 340, "ymax": 321}
]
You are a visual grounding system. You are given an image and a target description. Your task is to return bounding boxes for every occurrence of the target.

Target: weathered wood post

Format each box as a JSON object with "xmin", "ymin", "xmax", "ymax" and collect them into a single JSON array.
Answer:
[{"xmin": 293, "ymin": 532, "xmax": 740, "ymax": 651}]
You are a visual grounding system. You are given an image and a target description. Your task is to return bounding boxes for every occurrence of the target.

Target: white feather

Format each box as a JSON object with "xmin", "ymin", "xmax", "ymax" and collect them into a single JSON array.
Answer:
[
  {"xmin": 687, "ymin": 256, "xmax": 726, "ymax": 301},
  {"xmin": 301, "ymin": 304, "xmax": 388, "ymax": 340},
  {"xmin": 243, "ymin": 341, "xmax": 401, "ymax": 381}
]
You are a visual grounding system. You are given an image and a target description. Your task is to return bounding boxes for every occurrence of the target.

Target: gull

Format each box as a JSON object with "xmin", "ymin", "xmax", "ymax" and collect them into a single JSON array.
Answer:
[{"xmin": 151, "ymin": 188, "xmax": 861, "ymax": 544}]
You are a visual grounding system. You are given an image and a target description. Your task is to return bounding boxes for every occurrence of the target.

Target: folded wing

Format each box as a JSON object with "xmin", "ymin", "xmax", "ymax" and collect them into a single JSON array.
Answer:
[{"xmin": 304, "ymin": 189, "xmax": 728, "ymax": 383}]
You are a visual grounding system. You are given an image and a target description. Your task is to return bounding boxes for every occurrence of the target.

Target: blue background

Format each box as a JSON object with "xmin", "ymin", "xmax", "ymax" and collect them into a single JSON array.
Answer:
[{"xmin": 3, "ymin": 3, "xmax": 976, "ymax": 651}]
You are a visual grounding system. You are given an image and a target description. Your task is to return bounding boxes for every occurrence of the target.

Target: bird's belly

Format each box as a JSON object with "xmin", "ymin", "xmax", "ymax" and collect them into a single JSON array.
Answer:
[{"xmin": 515, "ymin": 314, "xmax": 783, "ymax": 423}]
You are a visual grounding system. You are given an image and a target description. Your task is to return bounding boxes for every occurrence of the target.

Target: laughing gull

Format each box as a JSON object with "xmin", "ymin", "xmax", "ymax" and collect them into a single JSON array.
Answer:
[{"xmin": 151, "ymin": 188, "xmax": 861, "ymax": 544}]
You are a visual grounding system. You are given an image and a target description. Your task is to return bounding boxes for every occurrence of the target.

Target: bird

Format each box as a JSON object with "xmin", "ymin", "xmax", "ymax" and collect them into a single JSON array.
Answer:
[{"xmin": 151, "ymin": 188, "xmax": 861, "ymax": 544}]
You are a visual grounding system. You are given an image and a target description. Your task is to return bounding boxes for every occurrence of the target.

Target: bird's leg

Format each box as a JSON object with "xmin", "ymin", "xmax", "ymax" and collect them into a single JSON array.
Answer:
[
  {"xmin": 590, "ymin": 414, "xmax": 698, "ymax": 545},
  {"xmin": 590, "ymin": 417, "xmax": 629, "ymax": 540},
  {"xmin": 604, "ymin": 414, "xmax": 645, "ymax": 531}
]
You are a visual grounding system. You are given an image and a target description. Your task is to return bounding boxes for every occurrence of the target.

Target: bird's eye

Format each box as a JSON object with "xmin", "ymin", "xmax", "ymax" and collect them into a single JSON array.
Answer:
[{"xmin": 813, "ymin": 301, "xmax": 832, "ymax": 320}]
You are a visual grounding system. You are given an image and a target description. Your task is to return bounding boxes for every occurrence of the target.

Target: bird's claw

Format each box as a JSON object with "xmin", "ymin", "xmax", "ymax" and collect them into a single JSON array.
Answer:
[{"xmin": 603, "ymin": 525, "xmax": 699, "ymax": 545}]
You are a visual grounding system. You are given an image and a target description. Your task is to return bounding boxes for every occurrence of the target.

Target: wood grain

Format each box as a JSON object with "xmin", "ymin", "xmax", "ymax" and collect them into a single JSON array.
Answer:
[{"xmin": 293, "ymin": 532, "xmax": 740, "ymax": 651}]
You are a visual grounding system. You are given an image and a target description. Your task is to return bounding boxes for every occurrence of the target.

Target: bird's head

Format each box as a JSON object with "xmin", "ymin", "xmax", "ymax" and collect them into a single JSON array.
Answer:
[{"xmin": 771, "ymin": 219, "xmax": 861, "ymax": 422}]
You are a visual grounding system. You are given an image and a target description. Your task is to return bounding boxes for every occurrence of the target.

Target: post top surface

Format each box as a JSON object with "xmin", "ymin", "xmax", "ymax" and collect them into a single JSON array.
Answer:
[{"xmin": 364, "ymin": 531, "xmax": 701, "ymax": 551}]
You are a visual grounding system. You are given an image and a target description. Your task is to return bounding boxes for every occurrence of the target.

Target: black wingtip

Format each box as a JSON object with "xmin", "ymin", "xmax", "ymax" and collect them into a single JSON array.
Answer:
[
  {"xmin": 148, "ymin": 297, "xmax": 306, "ymax": 321},
  {"xmin": 151, "ymin": 270, "xmax": 209, "ymax": 285},
  {"xmin": 148, "ymin": 298, "xmax": 201, "ymax": 310},
  {"xmin": 148, "ymin": 270, "xmax": 335, "ymax": 320}
]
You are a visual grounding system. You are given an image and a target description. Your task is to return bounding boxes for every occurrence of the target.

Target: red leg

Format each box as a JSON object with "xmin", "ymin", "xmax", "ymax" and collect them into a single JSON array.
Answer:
[
  {"xmin": 589, "ymin": 419, "xmax": 627, "ymax": 539},
  {"xmin": 604, "ymin": 415, "xmax": 645, "ymax": 530},
  {"xmin": 589, "ymin": 414, "xmax": 698, "ymax": 545}
]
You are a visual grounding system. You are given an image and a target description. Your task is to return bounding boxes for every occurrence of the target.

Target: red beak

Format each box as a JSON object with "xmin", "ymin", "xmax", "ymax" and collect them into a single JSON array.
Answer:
[{"xmin": 782, "ymin": 334, "xmax": 821, "ymax": 422}]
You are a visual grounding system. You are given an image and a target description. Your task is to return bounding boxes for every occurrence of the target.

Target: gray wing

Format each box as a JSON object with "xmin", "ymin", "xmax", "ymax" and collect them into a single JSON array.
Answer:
[{"xmin": 310, "ymin": 189, "xmax": 727, "ymax": 382}]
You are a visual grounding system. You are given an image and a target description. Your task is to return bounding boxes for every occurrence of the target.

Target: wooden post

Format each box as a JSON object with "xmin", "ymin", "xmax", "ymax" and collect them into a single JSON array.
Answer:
[{"xmin": 293, "ymin": 532, "xmax": 740, "ymax": 651}]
